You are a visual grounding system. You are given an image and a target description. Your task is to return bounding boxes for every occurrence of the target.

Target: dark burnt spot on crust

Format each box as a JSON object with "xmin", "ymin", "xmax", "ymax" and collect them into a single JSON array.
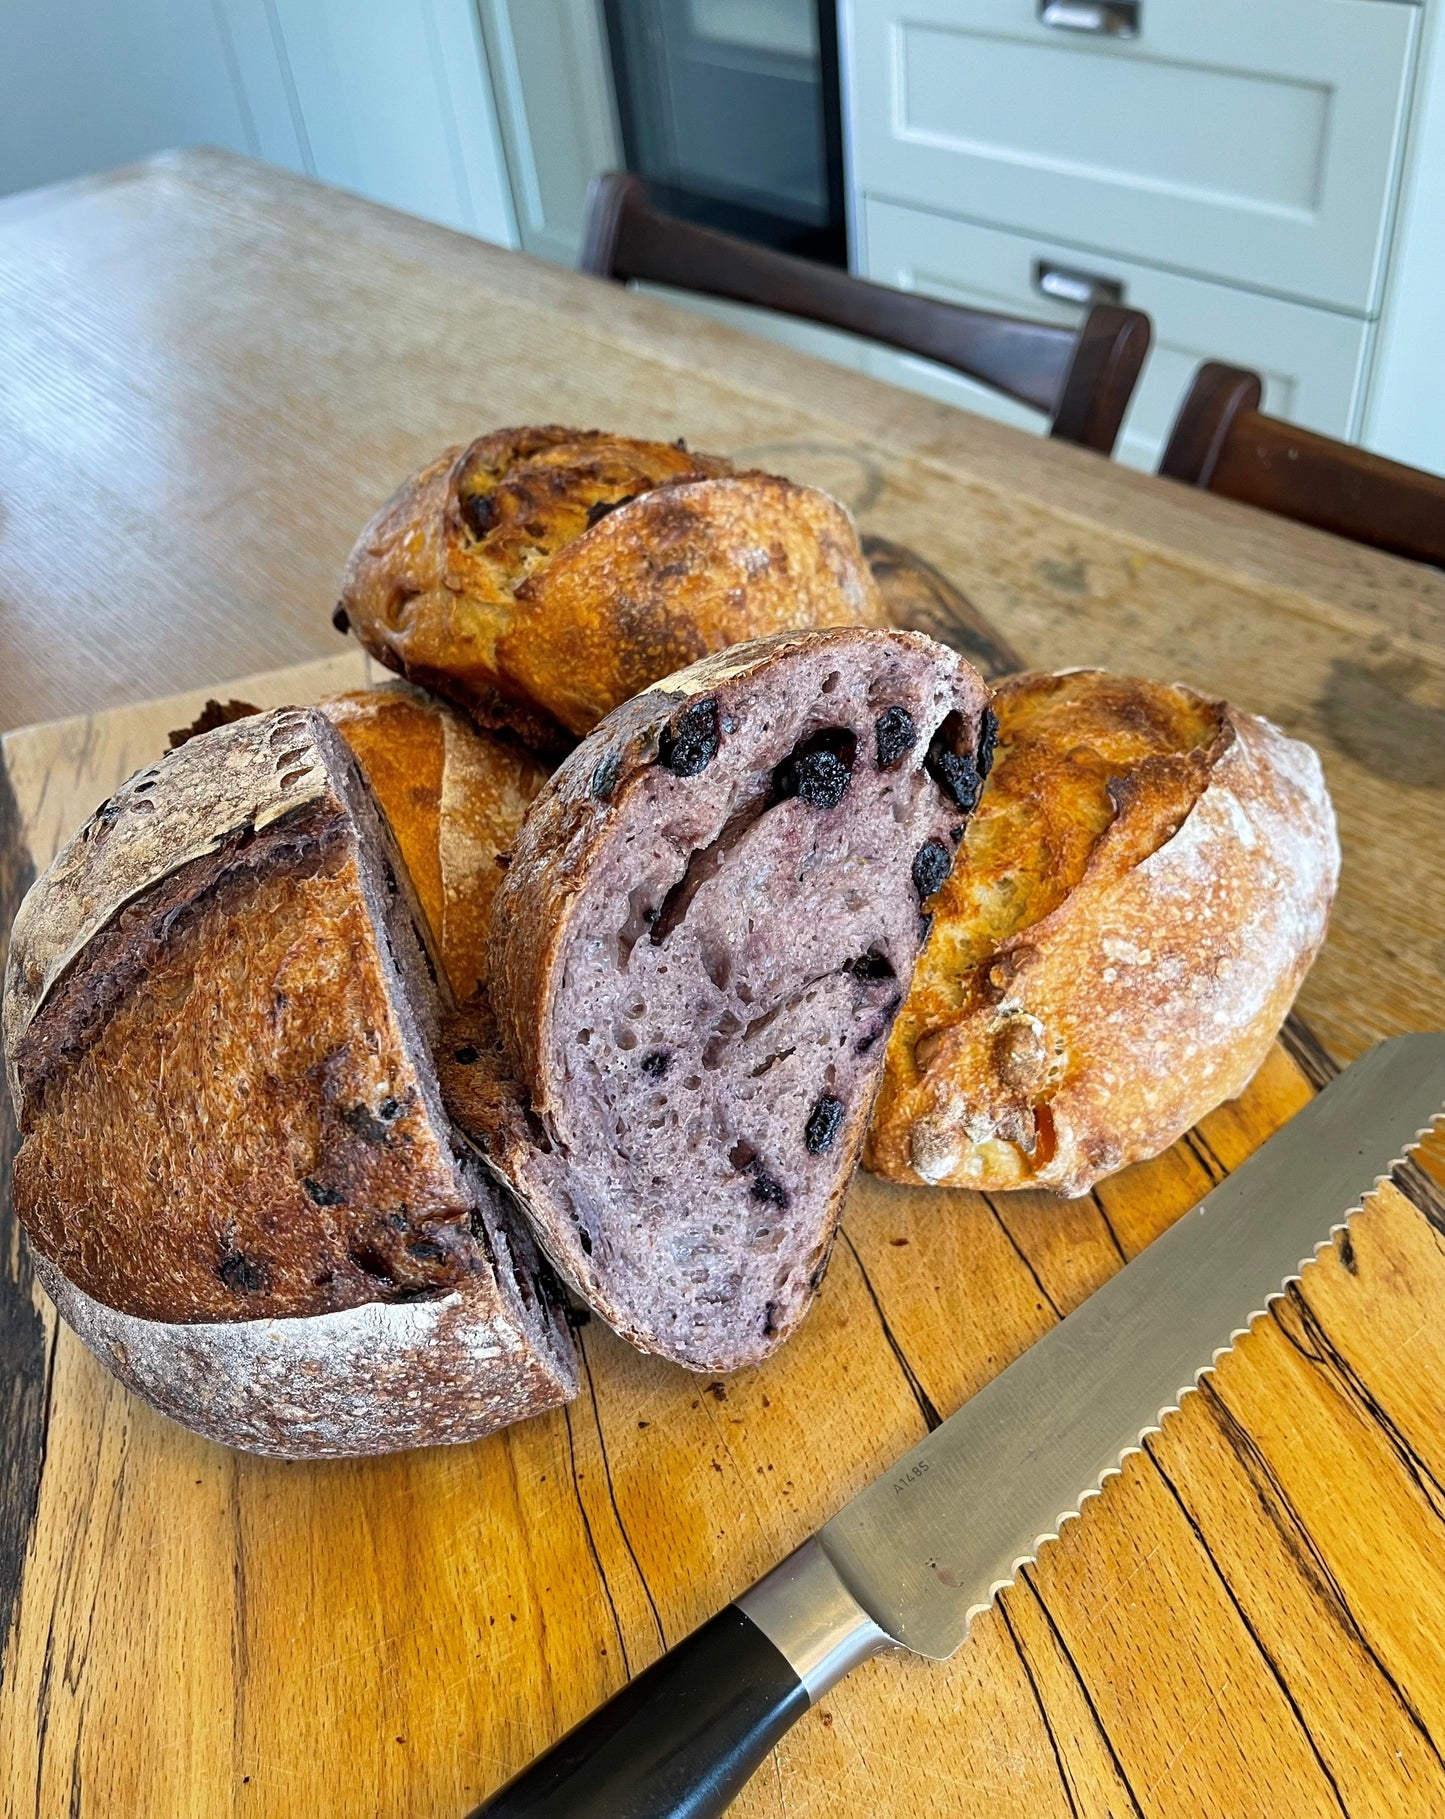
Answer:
[
  {"xmin": 977, "ymin": 705, "xmax": 1000, "ymax": 778},
  {"xmin": 772, "ymin": 728, "xmax": 857, "ymax": 810},
  {"xmin": 874, "ymin": 706, "xmax": 917, "ymax": 769},
  {"xmin": 586, "ymin": 493, "xmax": 639, "ymax": 527},
  {"xmin": 218, "ymin": 1251, "xmax": 270, "ymax": 1295},
  {"xmin": 658, "ymin": 698, "xmax": 721, "ymax": 776},
  {"xmin": 342, "ymin": 1096, "xmax": 407, "ymax": 1145},
  {"xmin": 460, "ymin": 491, "xmax": 499, "ymax": 539},
  {"xmin": 640, "ymin": 1049, "xmax": 671, "ymax": 1078},
  {"xmin": 590, "ymin": 750, "xmax": 622, "ymax": 801},
  {"xmin": 805, "ymin": 1095, "xmax": 845, "ymax": 1153},
  {"xmin": 302, "ymin": 1177, "xmax": 345, "ymax": 1207},
  {"xmin": 912, "ymin": 839, "xmax": 953, "ymax": 903}
]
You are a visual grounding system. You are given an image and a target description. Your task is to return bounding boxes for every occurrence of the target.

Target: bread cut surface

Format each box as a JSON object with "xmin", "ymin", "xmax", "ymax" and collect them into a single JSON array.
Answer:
[
  {"xmin": 321, "ymin": 683, "xmax": 546, "ymax": 1002},
  {"xmin": 462, "ymin": 627, "xmax": 991, "ymax": 1372},
  {"xmin": 3, "ymin": 707, "xmax": 576, "ymax": 1456},
  {"xmin": 865, "ymin": 669, "xmax": 1340, "ymax": 1196},
  {"xmin": 337, "ymin": 425, "xmax": 885, "ymax": 750}
]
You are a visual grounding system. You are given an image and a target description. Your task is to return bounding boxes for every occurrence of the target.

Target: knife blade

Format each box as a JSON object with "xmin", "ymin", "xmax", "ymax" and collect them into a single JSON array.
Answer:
[{"xmin": 471, "ymin": 1033, "xmax": 1445, "ymax": 1819}]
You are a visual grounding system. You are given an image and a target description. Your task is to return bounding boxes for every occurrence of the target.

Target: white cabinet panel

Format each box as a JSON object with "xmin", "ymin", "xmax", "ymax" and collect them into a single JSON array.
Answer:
[
  {"xmin": 845, "ymin": 0, "xmax": 1417, "ymax": 312},
  {"xmin": 480, "ymin": 0, "xmax": 621, "ymax": 264},
  {"xmin": 861, "ymin": 199, "xmax": 1371, "ymax": 469},
  {"xmin": 259, "ymin": 0, "xmax": 517, "ymax": 241}
]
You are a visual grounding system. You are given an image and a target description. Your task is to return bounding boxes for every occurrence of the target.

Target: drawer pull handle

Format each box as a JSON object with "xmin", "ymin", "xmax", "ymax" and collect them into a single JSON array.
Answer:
[
  {"xmin": 1038, "ymin": 0, "xmax": 1140, "ymax": 38},
  {"xmin": 1033, "ymin": 260, "xmax": 1126, "ymax": 308}
]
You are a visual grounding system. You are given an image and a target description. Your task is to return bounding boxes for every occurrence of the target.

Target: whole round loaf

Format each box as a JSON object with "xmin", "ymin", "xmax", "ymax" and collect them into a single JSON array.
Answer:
[
  {"xmin": 864, "ymin": 669, "xmax": 1340, "ymax": 1196},
  {"xmin": 2, "ymin": 706, "xmax": 576, "ymax": 1457},
  {"xmin": 336, "ymin": 425, "xmax": 886, "ymax": 751}
]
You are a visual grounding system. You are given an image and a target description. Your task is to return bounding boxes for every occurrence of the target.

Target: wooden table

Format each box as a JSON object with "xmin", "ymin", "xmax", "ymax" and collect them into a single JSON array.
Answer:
[{"xmin": 2, "ymin": 150, "xmax": 1444, "ymax": 1818}]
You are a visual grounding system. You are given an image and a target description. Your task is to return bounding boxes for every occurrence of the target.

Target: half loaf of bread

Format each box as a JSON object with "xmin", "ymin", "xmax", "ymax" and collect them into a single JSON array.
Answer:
[
  {"xmin": 2, "ymin": 707, "xmax": 576, "ymax": 1457},
  {"xmin": 449, "ymin": 627, "xmax": 991, "ymax": 1372},
  {"xmin": 865, "ymin": 668, "xmax": 1340, "ymax": 1195}
]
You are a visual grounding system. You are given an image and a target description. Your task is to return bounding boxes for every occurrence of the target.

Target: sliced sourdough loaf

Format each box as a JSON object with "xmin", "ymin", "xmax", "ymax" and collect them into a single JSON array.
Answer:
[
  {"xmin": 2, "ymin": 706, "xmax": 576, "ymax": 1457},
  {"xmin": 450, "ymin": 628, "xmax": 991, "ymax": 1372}
]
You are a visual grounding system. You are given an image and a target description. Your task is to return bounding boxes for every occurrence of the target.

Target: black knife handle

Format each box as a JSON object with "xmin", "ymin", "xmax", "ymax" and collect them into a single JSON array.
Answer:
[{"xmin": 468, "ymin": 1603, "xmax": 809, "ymax": 1819}]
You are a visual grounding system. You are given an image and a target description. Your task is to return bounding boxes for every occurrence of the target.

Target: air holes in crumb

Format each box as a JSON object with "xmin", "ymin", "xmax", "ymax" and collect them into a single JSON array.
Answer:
[
  {"xmin": 820, "ymin": 670, "xmax": 841, "ymax": 695},
  {"xmin": 277, "ymin": 767, "xmax": 310, "ymax": 792},
  {"xmin": 614, "ymin": 1026, "xmax": 639, "ymax": 1051}
]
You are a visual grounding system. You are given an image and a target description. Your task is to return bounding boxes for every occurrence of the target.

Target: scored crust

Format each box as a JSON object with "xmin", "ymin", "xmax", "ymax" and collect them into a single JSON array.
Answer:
[
  {"xmin": 470, "ymin": 627, "xmax": 991, "ymax": 1371},
  {"xmin": 2, "ymin": 706, "xmax": 578, "ymax": 1455},
  {"xmin": 336, "ymin": 425, "xmax": 886, "ymax": 750},
  {"xmin": 864, "ymin": 669, "xmax": 1341, "ymax": 1196}
]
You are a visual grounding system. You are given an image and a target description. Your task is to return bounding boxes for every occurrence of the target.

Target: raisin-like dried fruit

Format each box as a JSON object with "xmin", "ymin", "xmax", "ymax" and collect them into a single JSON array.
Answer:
[
  {"xmin": 460, "ymin": 491, "xmax": 499, "ymax": 539},
  {"xmin": 874, "ymin": 706, "xmax": 917, "ymax": 769},
  {"xmin": 590, "ymin": 750, "xmax": 622, "ymax": 800},
  {"xmin": 928, "ymin": 745, "xmax": 983, "ymax": 813},
  {"xmin": 851, "ymin": 947, "xmax": 896, "ymax": 982},
  {"xmin": 640, "ymin": 1049, "xmax": 671, "ymax": 1078},
  {"xmin": 912, "ymin": 839, "xmax": 953, "ymax": 903},
  {"xmin": 218, "ymin": 1251, "xmax": 269, "ymax": 1294},
  {"xmin": 790, "ymin": 749, "xmax": 851, "ymax": 809},
  {"xmin": 658, "ymin": 698, "xmax": 720, "ymax": 776},
  {"xmin": 772, "ymin": 727, "xmax": 856, "ymax": 807},
  {"xmin": 977, "ymin": 705, "xmax": 1000, "ymax": 778},
  {"xmin": 805, "ymin": 1095, "xmax": 845, "ymax": 1153},
  {"xmin": 749, "ymin": 1167, "xmax": 790, "ymax": 1208}
]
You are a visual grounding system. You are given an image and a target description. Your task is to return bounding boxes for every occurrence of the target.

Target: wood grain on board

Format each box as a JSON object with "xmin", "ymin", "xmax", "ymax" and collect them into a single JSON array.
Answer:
[
  {"xmin": 3, "ymin": 148, "xmax": 1445, "ymax": 1818},
  {"xmin": 0, "ymin": 636, "xmax": 1443, "ymax": 1817}
]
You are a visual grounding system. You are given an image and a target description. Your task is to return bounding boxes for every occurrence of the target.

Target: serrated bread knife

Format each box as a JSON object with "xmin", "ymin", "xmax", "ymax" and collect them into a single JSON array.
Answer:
[{"xmin": 472, "ymin": 1033, "xmax": 1445, "ymax": 1818}]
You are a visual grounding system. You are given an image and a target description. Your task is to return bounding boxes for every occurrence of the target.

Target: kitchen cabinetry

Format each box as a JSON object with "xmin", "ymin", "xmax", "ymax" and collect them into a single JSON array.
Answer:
[{"xmin": 842, "ymin": 0, "xmax": 1431, "ymax": 469}]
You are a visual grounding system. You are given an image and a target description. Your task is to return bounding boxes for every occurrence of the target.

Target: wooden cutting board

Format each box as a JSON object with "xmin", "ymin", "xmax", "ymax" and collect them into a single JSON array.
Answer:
[{"xmin": 4, "ymin": 605, "xmax": 1445, "ymax": 1817}]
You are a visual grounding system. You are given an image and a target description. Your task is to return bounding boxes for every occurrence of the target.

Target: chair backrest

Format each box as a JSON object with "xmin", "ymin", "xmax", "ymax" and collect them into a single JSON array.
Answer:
[
  {"xmin": 580, "ymin": 173, "xmax": 1150, "ymax": 457},
  {"xmin": 1160, "ymin": 362, "xmax": 1445, "ymax": 569}
]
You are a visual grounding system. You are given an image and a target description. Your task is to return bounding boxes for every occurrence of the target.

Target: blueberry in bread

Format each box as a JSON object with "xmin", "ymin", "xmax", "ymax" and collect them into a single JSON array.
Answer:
[
  {"xmin": 336, "ymin": 426, "xmax": 886, "ymax": 752},
  {"xmin": 865, "ymin": 669, "xmax": 1340, "ymax": 1196},
  {"xmin": 453, "ymin": 627, "xmax": 991, "ymax": 1372},
  {"xmin": 2, "ymin": 707, "xmax": 576, "ymax": 1457}
]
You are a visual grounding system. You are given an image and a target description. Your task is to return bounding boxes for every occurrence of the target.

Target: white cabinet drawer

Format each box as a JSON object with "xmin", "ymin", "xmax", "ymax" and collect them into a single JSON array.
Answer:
[
  {"xmin": 859, "ymin": 198, "xmax": 1372, "ymax": 469},
  {"xmin": 844, "ymin": 0, "xmax": 1417, "ymax": 313}
]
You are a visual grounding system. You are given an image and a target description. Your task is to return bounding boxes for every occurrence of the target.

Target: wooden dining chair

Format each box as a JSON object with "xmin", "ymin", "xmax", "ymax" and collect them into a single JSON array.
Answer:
[
  {"xmin": 1159, "ymin": 362, "xmax": 1445, "ymax": 568},
  {"xmin": 580, "ymin": 172, "xmax": 1151, "ymax": 457}
]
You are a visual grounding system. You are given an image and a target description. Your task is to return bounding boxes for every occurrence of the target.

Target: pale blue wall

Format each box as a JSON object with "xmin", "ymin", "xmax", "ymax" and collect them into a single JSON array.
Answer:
[{"xmin": 0, "ymin": 0, "xmax": 518, "ymax": 246}]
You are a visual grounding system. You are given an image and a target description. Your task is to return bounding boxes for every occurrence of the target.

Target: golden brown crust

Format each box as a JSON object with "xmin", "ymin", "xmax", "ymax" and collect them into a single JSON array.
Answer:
[
  {"xmin": 321, "ymin": 683, "xmax": 546, "ymax": 1002},
  {"xmin": 3, "ymin": 705, "xmax": 578, "ymax": 1454},
  {"xmin": 337, "ymin": 427, "xmax": 885, "ymax": 749},
  {"xmin": 864, "ymin": 669, "xmax": 1340, "ymax": 1196}
]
